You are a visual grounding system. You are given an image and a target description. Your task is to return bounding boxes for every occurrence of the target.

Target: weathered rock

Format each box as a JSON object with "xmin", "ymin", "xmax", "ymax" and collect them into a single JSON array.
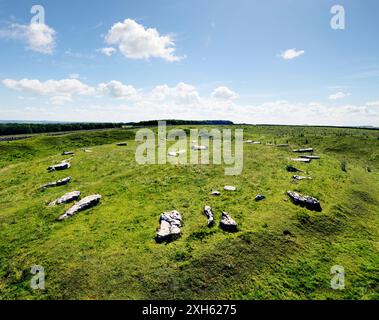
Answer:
[
  {"xmin": 49, "ymin": 191, "xmax": 81, "ymax": 206},
  {"xmin": 291, "ymin": 158, "xmax": 311, "ymax": 163},
  {"xmin": 191, "ymin": 145, "xmax": 208, "ymax": 151},
  {"xmin": 116, "ymin": 142, "xmax": 128, "ymax": 146},
  {"xmin": 287, "ymin": 191, "xmax": 322, "ymax": 212},
  {"xmin": 286, "ymin": 165, "xmax": 303, "ymax": 173},
  {"xmin": 211, "ymin": 190, "xmax": 221, "ymax": 196},
  {"xmin": 203, "ymin": 206, "xmax": 214, "ymax": 227},
  {"xmin": 42, "ymin": 177, "xmax": 71, "ymax": 188},
  {"xmin": 300, "ymin": 155, "xmax": 320, "ymax": 159},
  {"xmin": 220, "ymin": 212, "xmax": 237, "ymax": 232},
  {"xmin": 62, "ymin": 151, "xmax": 74, "ymax": 156},
  {"xmin": 255, "ymin": 194, "xmax": 266, "ymax": 201},
  {"xmin": 292, "ymin": 175, "xmax": 312, "ymax": 180},
  {"xmin": 48, "ymin": 162, "xmax": 71, "ymax": 172},
  {"xmin": 58, "ymin": 194, "xmax": 101, "ymax": 220},
  {"xmin": 156, "ymin": 210, "xmax": 182, "ymax": 243},
  {"xmin": 224, "ymin": 186, "xmax": 236, "ymax": 191},
  {"xmin": 292, "ymin": 148, "xmax": 314, "ymax": 153}
]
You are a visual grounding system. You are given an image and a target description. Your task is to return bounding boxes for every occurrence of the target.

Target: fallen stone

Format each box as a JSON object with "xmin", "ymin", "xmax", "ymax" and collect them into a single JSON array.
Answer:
[
  {"xmin": 292, "ymin": 175, "xmax": 312, "ymax": 180},
  {"xmin": 42, "ymin": 177, "xmax": 71, "ymax": 189},
  {"xmin": 48, "ymin": 162, "xmax": 71, "ymax": 172},
  {"xmin": 203, "ymin": 206, "xmax": 214, "ymax": 227},
  {"xmin": 255, "ymin": 194, "xmax": 266, "ymax": 201},
  {"xmin": 48, "ymin": 191, "xmax": 81, "ymax": 206},
  {"xmin": 58, "ymin": 194, "xmax": 101, "ymax": 220},
  {"xmin": 287, "ymin": 191, "xmax": 322, "ymax": 212},
  {"xmin": 286, "ymin": 165, "xmax": 303, "ymax": 172},
  {"xmin": 291, "ymin": 158, "xmax": 311, "ymax": 163},
  {"xmin": 211, "ymin": 191, "xmax": 221, "ymax": 196},
  {"xmin": 156, "ymin": 210, "xmax": 182, "ymax": 243},
  {"xmin": 292, "ymin": 148, "xmax": 314, "ymax": 153},
  {"xmin": 116, "ymin": 142, "xmax": 127, "ymax": 146},
  {"xmin": 224, "ymin": 186, "xmax": 236, "ymax": 191},
  {"xmin": 300, "ymin": 155, "xmax": 320, "ymax": 159},
  {"xmin": 168, "ymin": 151, "xmax": 178, "ymax": 157},
  {"xmin": 62, "ymin": 151, "xmax": 74, "ymax": 156},
  {"xmin": 220, "ymin": 212, "xmax": 237, "ymax": 232},
  {"xmin": 191, "ymin": 145, "xmax": 208, "ymax": 151}
]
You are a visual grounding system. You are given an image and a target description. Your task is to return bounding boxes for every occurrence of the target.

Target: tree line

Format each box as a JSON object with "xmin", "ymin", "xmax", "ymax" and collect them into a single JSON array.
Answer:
[
  {"xmin": 135, "ymin": 120, "xmax": 234, "ymax": 127},
  {"xmin": 0, "ymin": 123, "xmax": 125, "ymax": 136}
]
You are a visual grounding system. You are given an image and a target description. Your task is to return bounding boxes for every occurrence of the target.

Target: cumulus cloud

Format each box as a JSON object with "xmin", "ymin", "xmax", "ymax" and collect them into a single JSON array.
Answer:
[
  {"xmin": 2, "ymin": 78, "xmax": 140, "ymax": 104},
  {"xmin": 150, "ymin": 82, "xmax": 200, "ymax": 104},
  {"xmin": 279, "ymin": 48, "xmax": 305, "ymax": 60},
  {"xmin": 211, "ymin": 86, "xmax": 238, "ymax": 100},
  {"xmin": 0, "ymin": 23, "xmax": 56, "ymax": 54},
  {"xmin": 97, "ymin": 80, "xmax": 139, "ymax": 99},
  {"xmin": 329, "ymin": 91, "xmax": 350, "ymax": 100},
  {"xmin": 99, "ymin": 47, "xmax": 116, "ymax": 56},
  {"xmin": 3, "ymin": 78, "xmax": 378, "ymax": 126},
  {"xmin": 2, "ymin": 78, "xmax": 94, "ymax": 96},
  {"xmin": 104, "ymin": 18, "xmax": 183, "ymax": 62}
]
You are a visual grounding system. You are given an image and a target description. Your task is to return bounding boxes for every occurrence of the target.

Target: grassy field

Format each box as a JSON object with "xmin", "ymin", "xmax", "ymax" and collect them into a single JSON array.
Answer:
[{"xmin": 0, "ymin": 125, "xmax": 378, "ymax": 300}]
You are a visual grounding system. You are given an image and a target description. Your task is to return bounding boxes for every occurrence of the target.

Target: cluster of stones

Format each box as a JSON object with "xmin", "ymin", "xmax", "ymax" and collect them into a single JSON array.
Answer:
[{"xmin": 42, "ymin": 149, "xmax": 103, "ymax": 220}]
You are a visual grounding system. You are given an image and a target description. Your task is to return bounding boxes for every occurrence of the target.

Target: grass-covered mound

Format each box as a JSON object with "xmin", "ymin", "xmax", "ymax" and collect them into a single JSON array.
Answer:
[{"xmin": 0, "ymin": 125, "xmax": 378, "ymax": 299}]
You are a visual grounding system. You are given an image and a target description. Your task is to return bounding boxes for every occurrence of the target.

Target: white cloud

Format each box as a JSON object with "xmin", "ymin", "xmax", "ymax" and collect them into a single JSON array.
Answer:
[
  {"xmin": 0, "ymin": 23, "xmax": 56, "ymax": 54},
  {"xmin": 99, "ymin": 47, "xmax": 116, "ymax": 56},
  {"xmin": 366, "ymin": 100, "xmax": 379, "ymax": 107},
  {"xmin": 2, "ymin": 78, "xmax": 95, "ymax": 105},
  {"xmin": 329, "ymin": 91, "xmax": 350, "ymax": 100},
  {"xmin": 279, "ymin": 48, "xmax": 305, "ymax": 60},
  {"xmin": 104, "ymin": 18, "xmax": 183, "ymax": 62},
  {"xmin": 3, "ymin": 78, "xmax": 378, "ymax": 126},
  {"xmin": 211, "ymin": 86, "xmax": 238, "ymax": 100},
  {"xmin": 97, "ymin": 80, "xmax": 139, "ymax": 99},
  {"xmin": 150, "ymin": 82, "xmax": 200, "ymax": 104},
  {"xmin": 2, "ymin": 78, "xmax": 94, "ymax": 96}
]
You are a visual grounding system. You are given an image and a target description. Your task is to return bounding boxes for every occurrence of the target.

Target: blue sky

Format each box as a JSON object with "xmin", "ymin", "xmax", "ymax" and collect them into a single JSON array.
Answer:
[{"xmin": 0, "ymin": 0, "xmax": 378, "ymax": 125}]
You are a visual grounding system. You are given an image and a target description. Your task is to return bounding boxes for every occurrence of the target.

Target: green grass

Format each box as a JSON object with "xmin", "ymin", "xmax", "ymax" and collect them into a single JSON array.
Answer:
[{"xmin": 0, "ymin": 125, "xmax": 378, "ymax": 300}]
